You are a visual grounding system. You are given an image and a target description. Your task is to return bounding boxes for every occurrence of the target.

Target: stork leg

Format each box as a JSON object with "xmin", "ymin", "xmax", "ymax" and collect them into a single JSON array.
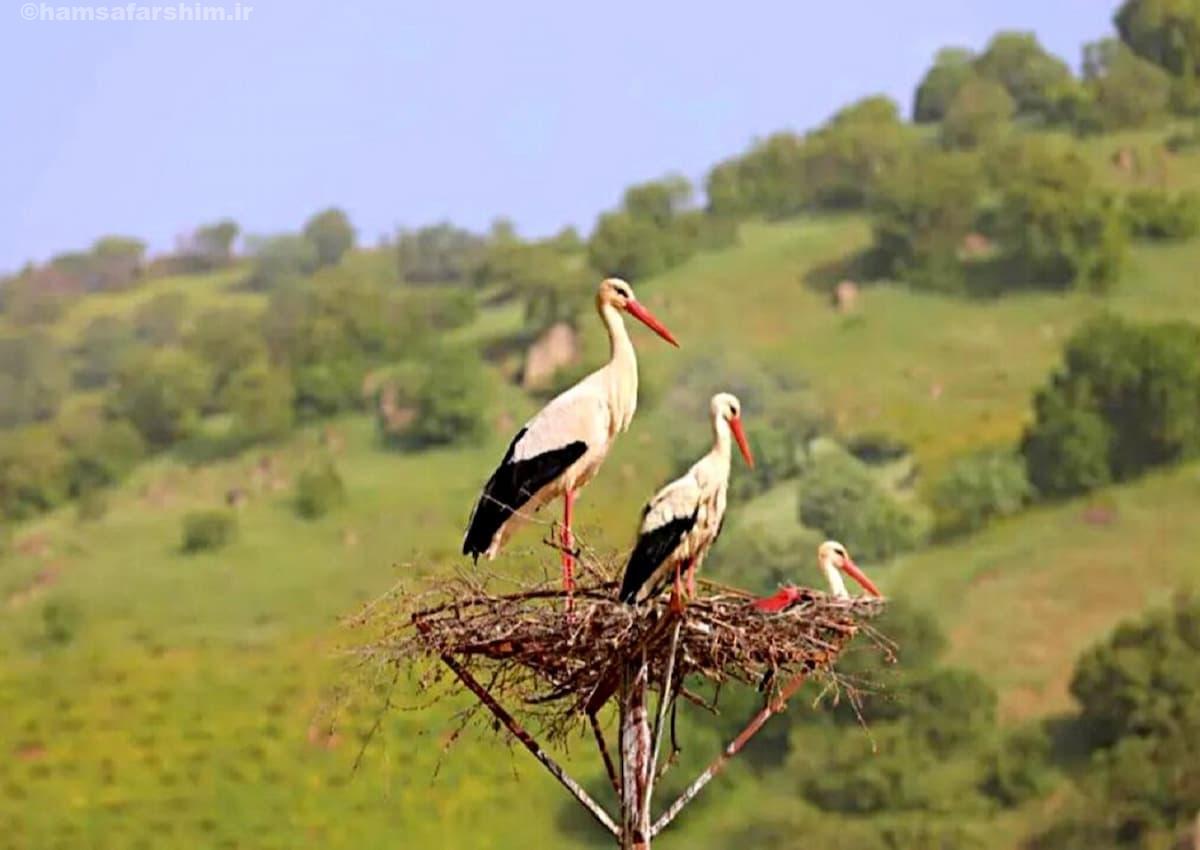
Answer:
[
  {"xmin": 669, "ymin": 561, "xmax": 687, "ymax": 615},
  {"xmin": 686, "ymin": 560, "xmax": 697, "ymax": 600},
  {"xmin": 561, "ymin": 488, "xmax": 576, "ymax": 611}
]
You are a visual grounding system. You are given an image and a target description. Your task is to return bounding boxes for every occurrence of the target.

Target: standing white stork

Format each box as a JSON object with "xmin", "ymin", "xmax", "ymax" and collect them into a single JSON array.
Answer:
[
  {"xmin": 751, "ymin": 540, "xmax": 881, "ymax": 612},
  {"xmin": 618, "ymin": 393, "xmax": 754, "ymax": 605},
  {"xmin": 462, "ymin": 278, "xmax": 679, "ymax": 602}
]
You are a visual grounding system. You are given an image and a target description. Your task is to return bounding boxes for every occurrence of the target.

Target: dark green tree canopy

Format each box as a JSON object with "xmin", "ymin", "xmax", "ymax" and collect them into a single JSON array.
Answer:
[
  {"xmin": 974, "ymin": 31, "xmax": 1076, "ymax": 119},
  {"xmin": 913, "ymin": 47, "xmax": 976, "ymax": 122},
  {"xmin": 1116, "ymin": 0, "xmax": 1200, "ymax": 76},
  {"xmin": 302, "ymin": 207, "xmax": 356, "ymax": 268}
]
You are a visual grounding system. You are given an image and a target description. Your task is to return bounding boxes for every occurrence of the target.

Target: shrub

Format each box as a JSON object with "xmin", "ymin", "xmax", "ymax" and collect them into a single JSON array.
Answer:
[
  {"xmin": 181, "ymin": 510, "xmax": 237, "ymax": 553},
  {"xmin": 302, "ymin": 207, "xmax": 355, "ymax": 268},
  {"xmin": 871, "ymin": 149, "xmax": 983, "ymax": 293},
  {"xmin": 108, "ymin": 349, "xmax": 212, "ymax": 448},
  {"xmin": 294, "ymin": 459, "xmax": 345, "ymax": 519},
  {"xmin": 930, "ymin": 449, "xmax": 1031, "ymax": 536},
  {"xmin": 1022, "ymin": 315, "xmax": 1200, "ymax": 497},
  {"xmin": 796, "ymin": 448, "xmax": 925, "ymax": 562},
  {"xmin": 991, "ymin": 138, "xmax": 1128, "ymax": 291},
  {"xmin": 940, "ymin": 76, "xmax": 1015, "ymax": 150},
  {"xmin": 42, "ymin": 596, "xmax": 83, "ymax": 646},
  {"xmin": 1123, "ymin": 189, "xmax": 1200, "ymax": 240},
  {"xmin": 407, "ymin": 346, "xmax": 491, "ymax": 448},
  {"xmin": 982, "ymin": 725, "xmax": 1055, "ymax": 806},
  {"xmin": 222, "ymin": 361, "xmax": 295, "ymax": 442}
]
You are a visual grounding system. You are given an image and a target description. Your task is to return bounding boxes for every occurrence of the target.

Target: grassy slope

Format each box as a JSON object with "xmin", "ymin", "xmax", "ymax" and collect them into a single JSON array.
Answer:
[{"xmin": 7, "ymin": 137, "xmax": 1200, "ymax": 847}]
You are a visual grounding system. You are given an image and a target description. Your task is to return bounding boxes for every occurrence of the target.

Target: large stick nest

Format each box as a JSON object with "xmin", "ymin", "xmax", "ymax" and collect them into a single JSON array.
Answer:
[{"xmin": 351, "ymin": 560, "xmax": 890, "ymax": 741}]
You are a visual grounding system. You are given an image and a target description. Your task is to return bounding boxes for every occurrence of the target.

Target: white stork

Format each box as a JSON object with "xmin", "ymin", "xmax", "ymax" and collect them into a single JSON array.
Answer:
[
  {"xmin": 618, "ymin": 393, "xmax": 754, "ymax": 605},
  {"xmin": 462, "ymin": 278, "xmax": 679, "ymax": 601},
  {"xmin": 751, "ymin": 540, "xmax": 881, "ymax": 612}
]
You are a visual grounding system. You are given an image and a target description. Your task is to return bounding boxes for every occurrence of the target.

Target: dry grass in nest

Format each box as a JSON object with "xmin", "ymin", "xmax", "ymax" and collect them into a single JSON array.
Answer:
[{"xmin": 348, "ymin": 554, "xmax": 891, "ymax": 743}]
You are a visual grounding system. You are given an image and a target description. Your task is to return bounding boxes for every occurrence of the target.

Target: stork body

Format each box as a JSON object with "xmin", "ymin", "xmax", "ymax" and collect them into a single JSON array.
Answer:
[
  {"xmin": 618, "ymin": 394, "xmax": 754, "ymax": 604},
  {"xmin": 752, "ymin": 540, "xmax": 881, "ymax": 612},
  {"xmin": 462, "ymin": 279, "xmax": 678, "ymax": 600}
]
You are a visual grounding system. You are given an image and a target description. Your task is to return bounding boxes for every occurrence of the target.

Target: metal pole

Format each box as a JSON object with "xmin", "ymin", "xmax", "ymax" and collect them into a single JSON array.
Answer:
[{"xmin": 619, "ymin": 648, "xmax": 653, "ymax": 849}]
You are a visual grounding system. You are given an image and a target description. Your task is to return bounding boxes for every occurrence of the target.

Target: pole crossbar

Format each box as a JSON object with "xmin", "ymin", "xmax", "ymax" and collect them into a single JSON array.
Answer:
[
  {"xmin": 424, "ymin": 634, "xmax": 621, "ymax": 838},
  {"xmin": 649, "ymin": 668, "xmax": 811, "ymax": 838}
]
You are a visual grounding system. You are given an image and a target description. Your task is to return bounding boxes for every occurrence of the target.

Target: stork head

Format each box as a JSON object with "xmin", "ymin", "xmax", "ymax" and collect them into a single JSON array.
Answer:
[
  {"xmin": 817, "ymin": 540, "xmax": 881, "ymax": 598},
  {"xmin": 597, "ymin": 278, "xmax": 679, "ymax": 347},
  {"xmin": 711, "ymin": 392, "xmax": 754, "ymax": 468}
]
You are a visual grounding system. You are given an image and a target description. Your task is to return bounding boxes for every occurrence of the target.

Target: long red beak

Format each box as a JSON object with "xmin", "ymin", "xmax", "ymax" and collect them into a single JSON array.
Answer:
[
  {"xmin": 729, "ymin": 415, "xmax": 754, "ymax": 468},
  {"xmin": 625, "ymin": 299, "xmax": 680, "ymax": 347},
  {"xmin": 842, "ymin": 557, "xmax": 882, "ymax": 597}
]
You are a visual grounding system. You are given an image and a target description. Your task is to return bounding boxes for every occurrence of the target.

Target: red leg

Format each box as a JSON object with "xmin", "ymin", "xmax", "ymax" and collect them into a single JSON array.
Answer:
[
  {"xmin": 686, "ymin": 560, "xmax": 696, "ymax": 599},
  {"xmin": 670, "ymin": 561, "xmax": 684, "ymax": 614},
  {"xmin": 561, "ymin": 489, "xmax": 575, "ymax": 611}
]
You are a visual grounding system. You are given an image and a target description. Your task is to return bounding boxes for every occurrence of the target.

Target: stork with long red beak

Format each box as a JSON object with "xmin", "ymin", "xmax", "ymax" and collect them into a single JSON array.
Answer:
[
  {"xmin": 462, "ymin": 278, "xmax": 679, "ymax": 602},
  {"xmin": 618, "ymin": 393, "xmax": 754, "ymax": 605},
  {"xmin": 752, "ymin": 540, "xmax": 882, "ymax": 612}
]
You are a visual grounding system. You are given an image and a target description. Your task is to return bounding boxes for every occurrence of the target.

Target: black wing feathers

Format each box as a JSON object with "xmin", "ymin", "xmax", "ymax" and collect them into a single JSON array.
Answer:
[
  {"xmin": 618, "ymin": 509, "xmax": 699, "ymax": 603},
  {"xmin": 462, "ymin": 428, "xmax": 587, "ymax": 561}
]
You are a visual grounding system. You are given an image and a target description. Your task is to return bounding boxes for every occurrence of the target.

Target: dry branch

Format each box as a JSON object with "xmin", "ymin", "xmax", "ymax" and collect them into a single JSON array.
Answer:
[{"xmin": 351, "ymin": 563, "xmax": 889, "ymax": 743}]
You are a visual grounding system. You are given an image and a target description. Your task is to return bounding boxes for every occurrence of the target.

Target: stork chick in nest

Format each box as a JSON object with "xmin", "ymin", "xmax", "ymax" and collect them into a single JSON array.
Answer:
[
  {"xmin": 618, "ymin": 393, "xmax": 754, "ymax": 607},
  {"xmin": 752, "ymin": 540, "xmax": 882, "ymax": 612}
]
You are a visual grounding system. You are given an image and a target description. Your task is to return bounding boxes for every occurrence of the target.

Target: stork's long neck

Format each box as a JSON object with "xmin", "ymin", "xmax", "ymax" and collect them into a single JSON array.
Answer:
[
  {"xmin": 820, "ymin": 557, "xmax": 849, "ymax": 599},
  {"xmin": 710, "ymin": 414, "xmax": 733, "ymax": 475},
  {"xmin": 600, "ymin": 302, "xmax": 638, "ymax": 434}
]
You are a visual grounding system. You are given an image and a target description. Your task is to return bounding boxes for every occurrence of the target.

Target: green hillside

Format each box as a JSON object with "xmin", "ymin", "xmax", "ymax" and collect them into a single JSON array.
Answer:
[{"xmin": 6, "ymin": 182, "xmax": 1200, "ymax": 846}]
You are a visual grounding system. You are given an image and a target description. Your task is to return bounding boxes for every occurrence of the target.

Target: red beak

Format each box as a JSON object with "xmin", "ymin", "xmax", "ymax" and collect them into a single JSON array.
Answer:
[
  {"xmin": 841, "ymin": 556, "xmax": 882, "ymax": 597},
  {"xmin": 729, "ymin": 415, "xmax": 754, "ymax": 468},
  {"xmin": 624, "ymin": 299, "xmax": 680, "ymax": 347},
  {"xmin": 752, "ymin": 586, "xmax": 801, "ymax": 613}
]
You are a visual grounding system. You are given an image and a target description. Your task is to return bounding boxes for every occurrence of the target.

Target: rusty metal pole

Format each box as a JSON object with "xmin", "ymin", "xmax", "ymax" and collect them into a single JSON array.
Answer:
[{"xmin": 619, "ymin": 648, "xmax": 652, "ymax": 849}]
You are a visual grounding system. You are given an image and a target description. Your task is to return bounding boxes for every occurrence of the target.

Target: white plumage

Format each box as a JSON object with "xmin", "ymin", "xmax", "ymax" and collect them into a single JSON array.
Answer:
[
  {"xmin": 619, "ymin": 393, "xmax": 754, "ymax": 604},
  {"xmin": 462, "ymin": 278, "xmax": 678, "ymax": 601}
]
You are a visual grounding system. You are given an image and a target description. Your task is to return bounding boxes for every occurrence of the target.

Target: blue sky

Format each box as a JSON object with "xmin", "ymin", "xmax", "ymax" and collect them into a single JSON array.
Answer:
[{"xmin": 1, "ymin": 0, "xmax": 1119, "ymax": 271}]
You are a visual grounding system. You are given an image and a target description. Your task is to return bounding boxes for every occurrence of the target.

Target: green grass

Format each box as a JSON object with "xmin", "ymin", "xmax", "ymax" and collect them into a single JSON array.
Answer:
[{"xmin": 8, "ymin": 174, "xmax": 1200, "ymax": 847}]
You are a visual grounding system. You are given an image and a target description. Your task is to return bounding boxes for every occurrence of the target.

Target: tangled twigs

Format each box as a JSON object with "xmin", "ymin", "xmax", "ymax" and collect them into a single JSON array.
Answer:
[{"xmin": 351, "ymin": 561, "xmax": 889, "ymax": 745}]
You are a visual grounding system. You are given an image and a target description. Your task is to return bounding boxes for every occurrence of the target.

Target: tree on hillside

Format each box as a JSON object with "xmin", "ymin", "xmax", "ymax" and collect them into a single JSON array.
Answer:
[
  {"xmin": 940, "ymin": 76, "xmax": 1016, "ymax": 149},
  {"xmin": 796, "ymin": 447, "xmax": 925, "ymax": 562},
  {"xmin": 805, "ymin": 96, "xmax": 917, "ymax": 209},
  {"xmin": 1116, "ymin": 0, "xmax": 1200, "ymax": 77},
  {"xmin": 0, "ymin": 426, "xmax": 69, "ymax": 521},
  {"xmin": 871, "ymin": 149, "xmax": 983, "ymax": 292},
  {"xmin": 913, "ymin": 47, "xmax": 977, "ymax": 122},
  {"xmin": 974, "ymin": 31, "xmax": 1076, "ymax": 121},
  {"xmin": 990, "ymin": 138, "xmax": 1127, "ymax": 291},
  {"xmin": 55, "ymin": 407, "xmax": 145, "ymax": 497},
  {"xmin": 108, "ymin": 348, "xmax": 212, "ymax": 448},
  {"xmin": 73, "ymin": 315, "xmax": 139, "ymax": 390},
  {"xmin": 475, "ymin": 237, "xmax": 590, "ymax": 332},
  {"xmin": 187, "ymin": 218, "xmax": 240, "ymax": 269},
  {"xmin": 244, "ymin": 234, "xmax": 320, "ymax": 291},
  {"xmin": 0, "ymin": 331, "xmax": 69, "ymax": 428},
  {"xmin": 1034, "ymin": 595, "xmax": 1200, "ymax": 849},
  {"xmin": 186, "ymin": 307, "xmax": 267, "ymax": 401},
  {"xmin": 407, "ymin": 345, "xmax": 491, "ymax": 447},
  {"xmin": 930, "ymin": 448, "xmax": 1031, "ymax": 536},
  {"xmin": 133, "ymin": 292, "xmax": 190, "ymax": 347},
  {"xmin": 222, "ymin": 360, "xmax": 295, "ymax": 442},
  {"xmin": 303, "ymin": 207, "xmax": 356, "ymax": 268},
  {"xmin": 588, "ymin": 175, "xmax": 709, "ymax": 279},
  {"xmin": 1022, "ymin": 315, "xmax": 1200, "ymax": 497},
  {"xmin": 90, "ymin": 236, "xmax": 146, "ymax": 290},
  {"xmin": 705, "ymin": 132, "xmax": 811, "ymax": 219},
  {"xmin": 1082, "ymin": 38, "xmax": 1172, "ymax": 130},
  {"xmin": 395, "ymin": 223, "xmax": 487, "ymax": 285}
]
